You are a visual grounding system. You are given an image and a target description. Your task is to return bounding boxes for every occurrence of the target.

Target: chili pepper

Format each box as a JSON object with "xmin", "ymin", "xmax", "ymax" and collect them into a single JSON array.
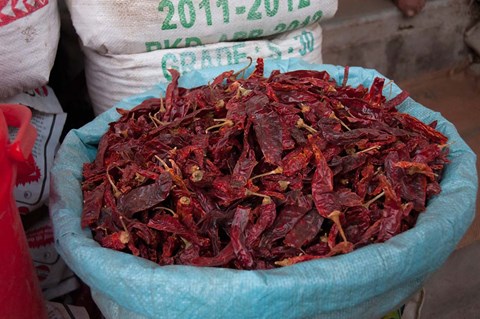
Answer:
[
  {"xmin": 246, "ymin": 94, "xmax": 283, "ymax": 165},
  {"xmin": 189, "ymin": 243, "xmax": 235, "ymax": 267},
  {"xmin": 117, "ymin": 172, "xmax": 173, "ymax": 218},
  {"xmin": 284, "ymin": 210, "xmax": 324, "ymax": 249},
  {"xmin": 81, "ymin": 180, "xmax": 106, "ymax": 228},
  {"xmin": 128, "ymin": 221, "xmax": 157, "ymax": 246},
  {"xmin": 231, "ymin": 206, "xmax": 254, "ymax": 269},
  {"xmin": 393, "ymin": 161, "xmax": 436, "ymax": 180},
  {"xmin": 163, "ymin": 69, "xmax": 181, "ymax": 121},
  {"xmin": 259, "ymin": 193, "xmax": 312, "ymax": 247},
  {"xmin": 147, "ymin": 215, "xmax": 210, "ymax": 247},
  {"xmin": 245, "ymin": 197, "xmax": 277, "ymax": 248},
  {"xmin": 81, "ymin": 58, "xmax": 449, "ymax": 269},
  {"xmin": 100, "ymin": 231, "xmax": 129, "ymax": 251},
  {"xmin": 396, "ymin": 113, "xmax": 448, "ymax": 144},
  {"xmin": 282, "ymin": 146, "xmax": 313, "ymax": 177}
]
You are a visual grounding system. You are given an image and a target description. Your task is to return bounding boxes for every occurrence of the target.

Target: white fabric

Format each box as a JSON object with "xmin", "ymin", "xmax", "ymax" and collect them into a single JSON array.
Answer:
[
  {"xmin": 0, "ymin": 0, "xmax": 60, "ymax": 97},
  {"xmin": 66, "ymin": 0, "xmax": 337, "ymax": 54},
  {"xmin": 85, "ymin": 23, "xmax": 324, "ymax": 115}
]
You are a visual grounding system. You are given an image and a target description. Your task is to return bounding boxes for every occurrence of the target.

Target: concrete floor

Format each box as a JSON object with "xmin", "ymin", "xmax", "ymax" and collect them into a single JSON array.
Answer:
[
  {"xmin": 404, "ymin": 241, "xmax": 480, "ymax": 318},
  {"xmin": 398, "ymin": 69, "xmax": 480, "ymax": 318}
]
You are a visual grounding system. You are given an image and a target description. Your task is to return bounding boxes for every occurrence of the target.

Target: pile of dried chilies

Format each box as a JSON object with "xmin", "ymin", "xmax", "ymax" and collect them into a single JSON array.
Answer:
[{"xmin": 81, "ymin": 58, "xmax": 449, "ymax": 269}]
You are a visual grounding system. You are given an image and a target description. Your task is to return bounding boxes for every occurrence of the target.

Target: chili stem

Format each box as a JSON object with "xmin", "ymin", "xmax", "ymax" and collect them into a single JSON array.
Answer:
[
  {"xmin": 180, "ymin": 237, "xmax": 192, "ymax": 248},
  {"xmin": 234, "ymin": 57, "xmax": 253, "ymax": 78},
  {"xmin": 299, "ymin": 103, "xmax": 311, "ymax": 113},
  {"xmin": 261, "ymin": 196, "xmax": 272, "ymax": 205},
  {"xmin": 159, "ymin": 97, "xmax": 166, "ymax": 113},
  {"xmin": 149, "ymin": 114, "xmax": 158, "ymax": 128},
  {"xmin": 118, "ymin": 216, "xmax": 130, "ymax": 244},
  {"xmin": 356, "ymin": 145, "xmax": 381, "ymax": 154},
  {"xmin": 339, "ymin": 120, "xmax": 351, "ymax": 131},
  {"xmin": 328, "ymin": 210, "xmax": 348, "ymax": 243},
  {"xmin": 296, "ymin": 118, "xmax": 318, "ymax": 134},
  {"xmin": 156, "ymin": 206, "xmax": 178, "ymax": 217},
  {"xmin": 373, "ymin": 167, "xmax": 383, "ymax": 176},
  {"xmin": 235, "ymin": 86, "xmax": 252, "ymax": 99},
  {"xmin": 215, "ymin": 99, "xmax": 225, "ymax": 109},
  {"xmin": 154, "ymin": 155, "xmax": 170, "ymax": 170},
  {"xmin": 119, "ymin": 216, "xmax": 128, "ymax": 231},
  {"xmin": 150, "ymin": 111, "xmax": 167, "ymax": 127},
  {"xmin": 250, "ymin": 167, "xmax": 283, "ymax": 181},
  {"xmin": 188, "ymin": 164, "xmax": 200, "ymax": 173},
  {"xmin": 168, "ymin": 158, "xmax": 181, "ymax": 174},
  {"xmin": 179, "ymin": 196, "xmax": 191, "ymax": 206},
  {"xmin": 277, "ymin": 180, "xmax": 290, "ymax": 191},
  {"xmin": 329, "ymin": 113, "xmax": 351, "ymax": 131},
  {"xmin": 155, "ymin": 156, "xmax": 188, "ymax": 192},
  {"xmin": 245, "ymin": 189, "xmax": 271, "ymax": 199},
  {"xmin": 205, "ymin": 119, "xmax": 234, "ymax": 133},
  {"xmin": 106, "ymin": 166, "xmax": 122, "ymax": 198},
  {"xmin": 346, "ymin": 109, "xmax": 358, "ymax": 119},
  {"xmin": 363, "ymin": 191, "xmax": 385, "ymax": 208},
  {"xmin": 213, "ymin": 118, "xmax": 230, "ymax": 122},
  {"xmin": 191, "ymin": 170, "xmax": 204, "ymax": 182},
  {"xmin": 438, "ymin": 143, "xmax": 450, "ymax": 150}
]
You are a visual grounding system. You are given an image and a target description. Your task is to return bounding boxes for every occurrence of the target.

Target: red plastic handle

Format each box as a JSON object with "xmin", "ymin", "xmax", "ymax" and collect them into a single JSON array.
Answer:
[
  {"xmin": 0, "ymin": 104, "xmax": 37, "ymax": 162},
  {"xmin": 0, "ymin": 105, "xmax": 47, "ymax": 318}
]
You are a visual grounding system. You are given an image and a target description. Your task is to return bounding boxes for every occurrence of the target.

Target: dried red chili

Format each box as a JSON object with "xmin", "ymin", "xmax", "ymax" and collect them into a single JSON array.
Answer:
[{"xmin": 81, "ymin": 58, "xmax": 449, "ymax": 269}]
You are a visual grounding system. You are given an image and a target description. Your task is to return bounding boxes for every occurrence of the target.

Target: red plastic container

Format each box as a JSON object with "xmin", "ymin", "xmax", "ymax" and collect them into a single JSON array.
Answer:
[{"xmin": 0, "ymin": 104, "xmax": 47, "ymax": 319}]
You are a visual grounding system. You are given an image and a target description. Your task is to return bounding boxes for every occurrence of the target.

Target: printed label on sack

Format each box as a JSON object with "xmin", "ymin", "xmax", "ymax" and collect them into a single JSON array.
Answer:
[
  {"xmin": 86, "ymin": 23, "xmax": 323, "ymax": 115},
  {"xmin": 1, "ymin": 86, "xmax": 67, "ymax": 213},
  {"xmin": 146, "ymin": 1, "xmax": 322, "ymax": 52},
  {"xmin": 0, "ymin": 0, "xmax": 49, "ymax": 26},
  {"xmin": 159, "ymin": 29, "xmax": 316, "ymax": 81},
  {"xmin": 26, "ymin": 217, "xmax": 80, "ymax": 299},
  {"xmin": 68, "ymin": 0, "xmax": 336, "ymax": 54},
  {"xmin": 27, "ymin": 224, "xmax": 54, "ymax": 249}
]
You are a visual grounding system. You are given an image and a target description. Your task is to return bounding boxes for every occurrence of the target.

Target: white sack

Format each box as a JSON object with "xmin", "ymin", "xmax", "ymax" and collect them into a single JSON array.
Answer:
[
  {"xmin": 86, "ymin": 23, "xmax": 324, "ymax": 115},
  {"xmin": 66, "ymin": 0, "xmax": 337, "ymax": 54},
  {"xmin": 0, "ymin": 0, "xmax": 60, "ymax": 97}
]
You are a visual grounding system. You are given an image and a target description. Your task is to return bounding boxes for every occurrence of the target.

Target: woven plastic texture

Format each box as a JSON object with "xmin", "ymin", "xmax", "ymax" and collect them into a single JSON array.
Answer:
[{"xmin": 50, "ymin": 59, "xmax": 478, "ymax": 319}]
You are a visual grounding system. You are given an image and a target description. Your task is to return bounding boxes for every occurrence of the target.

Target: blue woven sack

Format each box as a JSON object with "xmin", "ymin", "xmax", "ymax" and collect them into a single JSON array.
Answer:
[{"xmin": 50, "ymin": 59, "xmax": 477, "ymax": 319}]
